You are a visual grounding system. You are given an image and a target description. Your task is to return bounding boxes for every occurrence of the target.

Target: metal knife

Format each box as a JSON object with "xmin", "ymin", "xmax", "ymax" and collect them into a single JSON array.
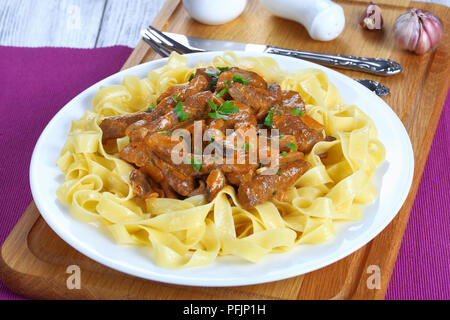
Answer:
[{"xmin": 163, "ymin": 32, "xmax": 402, "ymax": 76}]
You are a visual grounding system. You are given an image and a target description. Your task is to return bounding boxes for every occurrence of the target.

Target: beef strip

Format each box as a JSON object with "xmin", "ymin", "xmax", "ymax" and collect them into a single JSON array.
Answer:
[
  {"xmin": 237, "ymin": 159, "xmax": 310, "ymax": 209},
  {"xmin": 149, "ymin": 155, "xmax": 198, "ymax": 197},
  {"xmin": 129, "ymin": 169, "xmax": 164, "ymax": 199},
  {"xmin": 99, "ymin": 74, "xmax": 210, "ymax": 142},
  {"xmin": 125, "ymin": 90, "xmax": 214, "ymax": 143},
  {"xmin": 100, "ymin": 112, "xmax": 152, "ymax": 142},
  {"xmin": 268, "ymin": 90, "xmax": 324, "ymax": 153},
  {"xmin": 207, "ymin": 100, "xmax": 257, "ymax": 134},
  {"xmin": 228, "ymin": 83, "xmax": 279, "ymax": 116},
  {"xmin": 216, "ymin": 67, "xmax": 267, "ymax": 92},
  {"xmin": 206, "ymin": 169, "xmax": 227, "ymax": 201}
]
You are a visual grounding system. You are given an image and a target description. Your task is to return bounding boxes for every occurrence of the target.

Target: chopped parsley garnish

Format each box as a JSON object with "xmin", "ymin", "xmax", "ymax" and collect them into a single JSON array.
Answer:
[
  {"xmin": 244, "ymin": 143, "xmax": 250, "ymax": 150},
  {"xmin": 174, "ymin": 102, "xmax": 189, "ymax": 122},
  {"xmin": 276, "ymin": 169, "xmax": 281, "ymax": 176},
  {"xmin": 232, "ymin": 75, "xmax": 249, "ymax": 85},
  {"xmin": 190, "ymin": 157, "xmax": 202, "ymax": 172},
  {"xmin": 276, "ymin": 110, "xmax": 282, "ymax": 116},
  {"xmin": 156, "ymin": 100, "xmax": 161, "ymax": 105},
  {"xmin": 166, "ymin": 169, "xmax": 171, "ymax": 176},
  {"xmin": 208, "ymin": 100, "xmax": 239, "ymax": 120},
  {"xmin": 219, "ymin": 100, "xmax": 239, "ymax": 114},
  {"xmin": 172, "ymin": 93, "xmax": 180, "ymax": 103},
  {"xmin": 146, "ymin": 104, "xmax": 156, "ymax": 113},
  {"xmin": 216, "ymin": 80, "xmax": 230, "ymax": 98},
  {"xmin": 264, "ymin": 110, "xmax": 273, "ymax": 127},
  {"xmin": 287, "ymin": 142, "xmax": 297, "ymax": 151},
  {"xmin": 157, "ymin": 129, "xmax": 172, "ymax": 135},
  {"xmin": 289, "ymin": 109, "xmax": 305, "ymax": 116},
  {"xmin": 217, "ymin": 66, "xmax": 229, "ymax": 72},
  {"xmin": 188, "ymin": 73, "xmax": 194, "ymax": 81},
  {"xmin": 281, "ymin": 151, "xmax": 287, "ymax": 157}
]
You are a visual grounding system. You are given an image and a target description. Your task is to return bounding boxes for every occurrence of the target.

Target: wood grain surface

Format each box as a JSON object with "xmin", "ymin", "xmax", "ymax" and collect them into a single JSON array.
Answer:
[
  {"xmin": 0, "ymin": 0, "xmax": 447, "ymax": 48},
  {"xmin": 1, "ymin": 0, "xmax": 449, "ymax": 300},
  {"xmin": 0, "ymin": 0, "xmax": 166, "ymax": 48}
]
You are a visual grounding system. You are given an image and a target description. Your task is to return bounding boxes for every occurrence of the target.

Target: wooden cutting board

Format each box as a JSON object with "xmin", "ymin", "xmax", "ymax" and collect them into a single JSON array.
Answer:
[{"xmin": 1, "ymin": 0, "xmax": 449, "ymax": 300}]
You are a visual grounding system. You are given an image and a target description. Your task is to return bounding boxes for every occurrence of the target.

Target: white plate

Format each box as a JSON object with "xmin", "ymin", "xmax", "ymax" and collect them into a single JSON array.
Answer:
[{"xmin": 30, "ymin": 51, "xmax": 414, "ymax": 287}]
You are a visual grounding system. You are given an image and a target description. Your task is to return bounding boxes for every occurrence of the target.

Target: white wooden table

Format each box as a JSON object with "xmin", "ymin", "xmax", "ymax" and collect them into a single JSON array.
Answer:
[{"xmin": 0, "ymin": 0, "xmax": 448, "ymax": 48}]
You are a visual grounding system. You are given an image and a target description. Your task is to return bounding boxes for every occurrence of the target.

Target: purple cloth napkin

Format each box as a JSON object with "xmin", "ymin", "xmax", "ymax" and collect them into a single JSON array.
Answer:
[
  {"xmin": 0, "ymin": 46, "xmax": 448, "ymax": 300},
  {"xmin": 385, "ymin": 91, "xmax": 450, "ymax": 300}
]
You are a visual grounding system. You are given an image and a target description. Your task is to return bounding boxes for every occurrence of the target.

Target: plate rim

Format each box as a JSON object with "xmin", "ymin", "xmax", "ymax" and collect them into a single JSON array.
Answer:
[{"xmin": 29, "ymin": 51, "xmax": 415, "ymax": 287}]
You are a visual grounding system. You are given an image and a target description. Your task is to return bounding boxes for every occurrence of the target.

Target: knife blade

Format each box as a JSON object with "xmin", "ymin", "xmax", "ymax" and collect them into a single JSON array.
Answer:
[{"xmin": 163, "ymin": 32, "xmax": 402, "ymax": 76}]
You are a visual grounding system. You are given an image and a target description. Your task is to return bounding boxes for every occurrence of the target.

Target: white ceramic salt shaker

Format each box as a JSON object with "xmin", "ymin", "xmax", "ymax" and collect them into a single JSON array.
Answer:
[{"xmin": 182, "ymin": 0, "xmax": 248, "ymax": 25}]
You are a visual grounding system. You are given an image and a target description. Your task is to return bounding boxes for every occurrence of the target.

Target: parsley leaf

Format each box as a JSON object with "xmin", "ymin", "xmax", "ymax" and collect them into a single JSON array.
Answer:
[
  {"xmin": 188, "ymin": 73, "xmax": 194, "ymax": 81},
  {"xmin": 219, "ymin": 101, "xmax": 239, "ymax": 114},
  {"xmin": 172, "ymin": 93, "xmax": 180, "ymax": 103},
  {"xmin": 174, "ymin": 102, "xmax": 189, "ymax": 122},
  {"xmin": 281, "ymin": 151, "xmax": 287, "ymax": 157},
  {"xmin": 264, "ymin": 110, "xmax": 274, "ymax": 127},
  {"xmin": 287, "ymin": 142, "xmax": 297, "ymax": 151},
  {"xmin": 208, "ymin": 99, "xmax": 218, "ymax": 112},
  {"xmin": 146, "ymin": 104, "xmax": 156, "ymax": 113},
  {"xmin": 233, "ymin": 75, "xmax": 249, "ymax": 85},
  {"xmin": 190, "ymin": 157, "xmax": 202, "ymax": 172},
  {"xmin": 216, "ymin": 80, "xmax": 230, "ymax": 98},
  {"xmin": 289, "ymin": 109, "xmax": 305, "ymax": 116},
  {"xmin": 217, "ymin": 66, "xmax": 229, "ymax": 72},
  {"xmin": 208, "ymin": 100, "xmax": 239, "ymax": 120},
  {"xmin": 157, "ymin": 129, "xmax": 172, "ymax": 135},
  {"xmin": 244, "ymin": 143, "xmax": 250, "ymax": 150},
  {"xmin": 208, "ymin": 112, "xmax": 230, "ymax": 120},
  {"xmin": 276, "ymin": 169, "xmax": 281, "ymax": 176}
]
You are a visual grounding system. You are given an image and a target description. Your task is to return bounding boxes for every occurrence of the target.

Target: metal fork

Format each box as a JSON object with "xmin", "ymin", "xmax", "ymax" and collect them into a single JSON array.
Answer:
[
  {"xmin": 141, "ymin": 26, "xmax": 389, "ymax": 96},
  {"xmin": 141, "ymin": 26, "xmax": 202, "ymax": 57}
]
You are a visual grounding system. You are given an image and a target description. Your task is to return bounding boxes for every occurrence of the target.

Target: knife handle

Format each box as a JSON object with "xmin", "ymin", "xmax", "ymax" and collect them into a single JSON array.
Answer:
[{"xmin": 266, "ymin": 46, "xmax": 402, "ymax": 76}]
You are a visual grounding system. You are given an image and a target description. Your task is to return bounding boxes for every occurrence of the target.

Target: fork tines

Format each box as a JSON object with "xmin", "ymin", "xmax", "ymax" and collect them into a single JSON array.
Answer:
[{"xmin": 141, "ymin": 26, "xmax": 202, "ymax": 57}]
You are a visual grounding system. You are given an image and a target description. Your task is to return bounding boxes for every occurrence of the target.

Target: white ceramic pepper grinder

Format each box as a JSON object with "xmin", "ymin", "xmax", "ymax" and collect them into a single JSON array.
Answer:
[
  {"xmin": 259, "ymin": 0, "xmax": 345, "ymax": 41},
  {"xmin": 182, "ymin": 0, "xmax": 248, "ymax": 25}
]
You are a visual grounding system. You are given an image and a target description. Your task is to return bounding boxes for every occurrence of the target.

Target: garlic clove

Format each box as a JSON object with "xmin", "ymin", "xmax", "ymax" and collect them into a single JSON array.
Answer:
[
  {"xmin": 422, "ymin": 13, "xmax": 442, "ymax": 48},
  {"xmin": 415, "ymin": 26, "xmax": 431, "ymax": 55},
  {"xmin": 360, "ymin": 2, "xmax": 383, "ymax": 30}
]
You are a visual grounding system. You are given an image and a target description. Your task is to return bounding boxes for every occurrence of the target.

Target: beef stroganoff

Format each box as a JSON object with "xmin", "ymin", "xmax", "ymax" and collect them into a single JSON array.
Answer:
[{"xmin": 56, "ymin": 52, "xmax": 385, "ymax": 268}]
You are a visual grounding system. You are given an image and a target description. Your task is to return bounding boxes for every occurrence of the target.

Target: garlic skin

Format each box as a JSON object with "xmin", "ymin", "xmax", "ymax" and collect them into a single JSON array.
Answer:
[
  {"xmin": 394, "ymin": 8, "xmax": 443, "ymax": 55},
  {"xmin": 360, "ymin": 2, "xmax": 383, "ymax": 30}
]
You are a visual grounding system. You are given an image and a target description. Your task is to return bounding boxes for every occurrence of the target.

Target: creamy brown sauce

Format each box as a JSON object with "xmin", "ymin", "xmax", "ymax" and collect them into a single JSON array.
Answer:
[{"xmin": 100, "ymin": 66, "xmax": 327, "ymax": 208}]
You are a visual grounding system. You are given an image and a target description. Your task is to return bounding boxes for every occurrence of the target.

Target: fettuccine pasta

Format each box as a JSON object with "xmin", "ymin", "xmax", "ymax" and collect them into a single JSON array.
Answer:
[{"xmin": 56, "ymin": 52, "xmax": 385, "ymax": 268}]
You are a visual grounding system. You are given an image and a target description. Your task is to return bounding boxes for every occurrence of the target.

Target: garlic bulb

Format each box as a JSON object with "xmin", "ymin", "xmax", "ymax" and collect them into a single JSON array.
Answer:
[{"xmin": 394, "ymin": 8, "xmax": 443, "ymax": 55}]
